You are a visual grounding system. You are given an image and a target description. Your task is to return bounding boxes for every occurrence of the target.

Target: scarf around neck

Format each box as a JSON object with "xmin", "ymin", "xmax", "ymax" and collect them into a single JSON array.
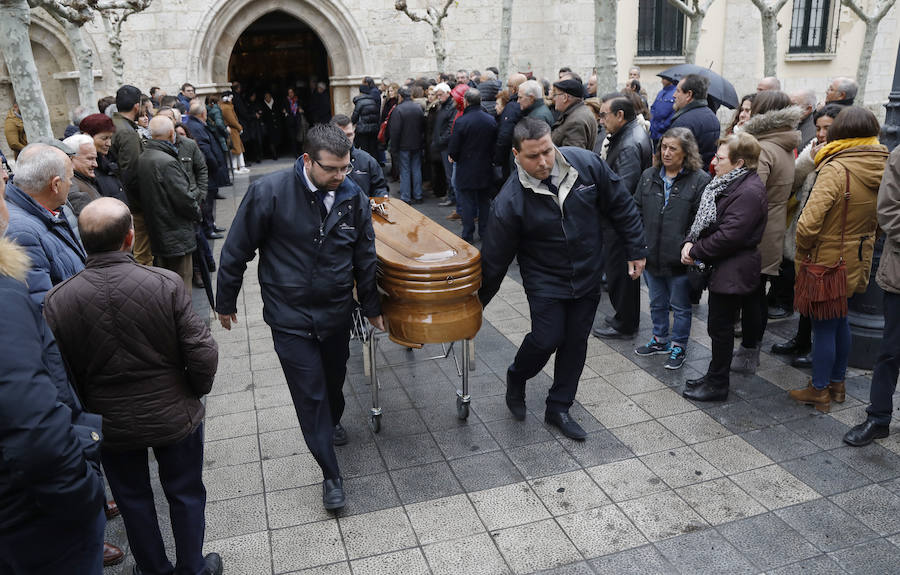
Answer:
[
  {"xmin": 814, "ymin": 136, "xmax": 880, "ymax": 166},
  {"xmin": 686, "ymin": 167, "xmax": 749, "ymax": 242}
]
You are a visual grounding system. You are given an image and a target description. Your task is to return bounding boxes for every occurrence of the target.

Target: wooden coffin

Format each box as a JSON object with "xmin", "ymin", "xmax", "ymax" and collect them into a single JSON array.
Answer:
[{"xmin": 371, "ymin": 197, "xmax": 482, "ymax": 347}]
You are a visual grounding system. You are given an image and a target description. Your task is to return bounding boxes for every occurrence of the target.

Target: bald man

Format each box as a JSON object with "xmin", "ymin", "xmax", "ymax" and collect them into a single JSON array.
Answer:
[
  {"xmin": 757, "ymin": 77, "xmax": 781, "ymax": 92},
  {"xmin": 495, "ymin": 72, "xmax": 529, "ymax": 179},
  {"xmin": 136, "ymin": 116, "xmax": 200, "ymax": 289}
]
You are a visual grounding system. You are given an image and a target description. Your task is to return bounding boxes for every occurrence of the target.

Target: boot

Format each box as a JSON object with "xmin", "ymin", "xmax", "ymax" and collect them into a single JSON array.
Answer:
[
  {"xmin": 788, "ymin": 381, "xmax": 831, "ymax": 413},
  {"xmin": 731, "ymin": 346, "xmax": 760, "ymax": 374},
  {"xmin": 830, "ymin": 380, "xmax": 845, "ymax": 403},
  {"xmin": 683, "ymin": 378, "xmax": 729, "ymax": 402}
]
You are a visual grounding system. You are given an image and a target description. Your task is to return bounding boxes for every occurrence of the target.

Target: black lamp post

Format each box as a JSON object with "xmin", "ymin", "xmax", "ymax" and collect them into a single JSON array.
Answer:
[{"xmin": 847, "ymin": 44, "xmax": 900, "ymax": 369}]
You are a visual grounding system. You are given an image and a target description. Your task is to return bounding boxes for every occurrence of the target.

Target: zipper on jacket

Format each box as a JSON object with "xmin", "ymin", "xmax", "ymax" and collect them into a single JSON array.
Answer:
[{"xmin": 859, "ymin": 236, "xmax": 869, "ymax": 261}]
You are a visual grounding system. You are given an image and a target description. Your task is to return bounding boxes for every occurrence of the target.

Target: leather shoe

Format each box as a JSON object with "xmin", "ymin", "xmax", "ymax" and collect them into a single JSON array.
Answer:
[
  {"xmin": 506, "ymin": 367, "xmax": 526, "ymax": 421},
  {"xmin": 204, "ymin": 552, "xmax": 224, "ymax": 575},
  {"xmin": 214, "ymin": 225, "xmax": 227, "ymax": 233},
  {"xmin": 767, "ymin": 306, "xmax": 792, "ymax": 320},
  {"xmin": 791, "ymin": 353, "xmax": 813, "ymax": 369},
  {"xmin": 205, "ymin": 231, "xmax": 224, "ymax": 240},
  {"xmin": 215, "ymin": 192, "xmax": 226, "ymax": 200},
  {"xmin": 323, "ymin": 477, "xmax": 346, "ymax": 510},
  {"xmin": 446, "ymin": 211, "xmax": 461, "ymax": 221},
  {"xmin": 771, "ymin": 337, "xmax": 810, "ymax": 356},
  {"xmin": 104, "ymin": 542, "xmax": 125, "ymax": 566},
  {"xmin": 684, "ymin": 376, "xmax": 706, "ymax": 390},
  {"xmin": 545, "ymin": 410, "xmax": 587, "ymax": 440},
  {"xmin": 333, "ymin": 423, "xmax": 348, "ymax": 446},
  {"xmin": 843, "ymin": 418, "xmax": 890, "ymax": 447},
  {"xmin": 683, "ymin": 379, "xmax": 728, "ymax": 402},
  {"xmin": 105, "ymin": 499, "xmax": 120, "ymax": 520},
  {"xmin": 592, "ymin": 325, "xmax": 636, "ymax": 340}
]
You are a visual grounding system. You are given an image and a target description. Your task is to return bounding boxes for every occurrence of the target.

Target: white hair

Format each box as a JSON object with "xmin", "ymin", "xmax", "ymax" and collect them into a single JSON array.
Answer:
[
  {"xmin": 70, "ymin": 105, "xmax": 91, "ymax": 126},
  {"xmin": 833, "ymin": 76, "xmax": 859, "ymax": 100},
  {"xmin": 791, "ymin": 88, "xmax": 817, "ymax": 108},
  {"xmin": 481, "ymin": 70, "xmax": 496, "ymax": 82},
  {"xmin": 12, "ymin": 143, "xmax": 69, "ymax": 195},
  {"xmin": 62, "ymin": 134, "xmax": 95, "ymax": 155},
  {"xmin": 434, "ymin": 82, "xmax": 451, "ymax": 93},
  {"xmin": 519, "ymin": 80, "xmax": 543, "ymax": 100}
]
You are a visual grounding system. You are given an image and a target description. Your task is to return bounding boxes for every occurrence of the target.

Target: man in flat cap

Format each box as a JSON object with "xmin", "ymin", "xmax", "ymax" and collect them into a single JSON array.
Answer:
[{"xmin": 550, "ymin": 77, "xmax": 597, "ymax": 151}]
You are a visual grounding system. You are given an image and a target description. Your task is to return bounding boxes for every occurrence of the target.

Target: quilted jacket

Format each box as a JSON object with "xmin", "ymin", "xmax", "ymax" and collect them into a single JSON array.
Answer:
[{"xmin": 43, "ymin": 251, "xmax": 218, "ymax": 451}]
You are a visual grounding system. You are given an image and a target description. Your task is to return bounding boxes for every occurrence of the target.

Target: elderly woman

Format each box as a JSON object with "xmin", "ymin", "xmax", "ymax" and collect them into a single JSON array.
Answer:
[
  {"xmin": 78, "ymin": 113, "xmax": 127, "ymax": 206},
  {"xmin": 680, "ymin": 133, "xmax": 768, "ymax": 401},
  {"xmin": 633, "ymin": 128, "xmax": 710, "ymax": 369},
  {"xmin": 788, "ymin": 107, "xmax": 889, "ymax": 412}
]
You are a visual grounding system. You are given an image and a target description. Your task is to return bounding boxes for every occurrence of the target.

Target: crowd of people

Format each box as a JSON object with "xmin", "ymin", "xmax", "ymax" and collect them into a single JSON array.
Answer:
[{"xmin": 2, "ymin": 60, "xmax": 900, "ymax": 575}]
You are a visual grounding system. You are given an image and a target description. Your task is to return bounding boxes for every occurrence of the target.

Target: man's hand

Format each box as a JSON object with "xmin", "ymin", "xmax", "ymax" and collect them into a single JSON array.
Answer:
[
  {"xmin": 368, "ymin": 315, "xmax": 385, "ymax": 331},
  {"xmin": 218, "ymin": 313, "xmax": 238, "ymax": 330},
  {"xmin": 681, "ymin": 242, "xmax": 694, "ymax": 266},
  {"xmin": 627, "ymin": 258, "xmax": 646, "ymax": 280}
]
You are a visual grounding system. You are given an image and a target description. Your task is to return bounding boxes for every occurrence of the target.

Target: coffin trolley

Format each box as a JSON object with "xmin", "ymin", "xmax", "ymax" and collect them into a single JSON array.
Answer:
[{"xmin": 356, "ymin": 197, "xmax": 482, "ymax": 432}]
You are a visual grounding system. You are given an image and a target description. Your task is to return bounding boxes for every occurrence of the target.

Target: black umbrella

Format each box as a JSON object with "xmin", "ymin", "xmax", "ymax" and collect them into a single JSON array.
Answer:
[{"xmin": 657, "ymin": 64, "xmax": 739, "ymax": 109}]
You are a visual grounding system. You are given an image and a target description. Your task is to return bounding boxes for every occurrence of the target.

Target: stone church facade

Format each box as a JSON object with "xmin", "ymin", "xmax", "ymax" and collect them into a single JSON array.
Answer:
[{"xmin": 0, "ymin": 0, "xmax": 897, "ymax": 154}]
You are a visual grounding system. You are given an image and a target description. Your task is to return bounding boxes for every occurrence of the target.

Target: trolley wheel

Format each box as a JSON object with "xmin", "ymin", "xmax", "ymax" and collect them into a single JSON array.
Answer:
[
  {"xmin": 456, "ymin": 396, "xmax": 470, "ymax": 420},
  {"xmin": 370, "ymin": 413, "xmax": 382, "ymax": 433}
]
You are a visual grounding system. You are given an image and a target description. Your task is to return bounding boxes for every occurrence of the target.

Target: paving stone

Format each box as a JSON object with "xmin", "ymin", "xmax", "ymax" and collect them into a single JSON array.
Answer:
[
  {"xmin": 209, "ymin": 371, "xmax": 253, "ymax": 395},
  {"xmin": 691, "ymin": 434, "xmax": 773, "ymax": 475},
  {"xmin": 448, "ymin": 450, "xmax": 524, "ymax": 492},
  {"xmin": 290, "ymin": 562, "xmax": 351, "ymax": 574},
  {"xmin": 531, "ymin": 561, "xmax": 595, "ymax": 575},
  {"xmin": 470, "ymin": 481, "xmax": 551, "ymax": 530},
  {"xmin": 780, "ymin": 451, "xmax": 871, "ymax": 496},
  {"xmin": 575, "ymin": 377, "xmax": 623, "ymax": 405},
  {"xmin": 830, "ymin": 484, "xmax": 900, "ymax": 536},
  {"xmin": 775, "ymin": 498, "xmax": 878, "ymax": 552},
  {"xmin": 491, "ymin": 518, "xmax": 582, "ymax": 574},
  {"xmin": 729, "ymin": 373, "xmax": 785, "ymax": 400},
  {"xmin": 338, "ymin": 506, "xmax": 416, "ymax": 559},
  {"xmin": 829, "ymin": 443, "xmax": 900, "ymax": 482},
  {"xmin": 675, "ymin": 477, "xmax": 766, "ymax": 526},
  {"xmin": 561, "ymin": 429, "xmax": 633, "ymax": 467},
  {"xmin": 431, "ymin": 423, "xmax": 501, "ymax": 459},
  {"xmin": 262, "ymin": 453, "xmax": 322, "ymax": 491},
  {"xmin": 390, "ymin": 460, "xmax": 463, "ymax": 505},
  {"xmin": 617, "ymin": 490, "xmax": 708, "ymax": 541},
  {"xmin": 253, "ymin": 384, "xmax": 294, "ymax": 410},
  {"xmin": 656, "ymin": 410, "xmax": 730, "ymax": 444},
  {"xmin": 604, "ymin": 369, "xmax": 667, "ymax": 395},
  {"xmin": 630, "ymin": 388, "xmax": 697, "ymax": 418},
  {"xmin": 610, "ymin": 420, "xmax": 685, "ymax": 456},
  {"xmin": 259, "ymin": 427, "xmax": 309, "ymax": 460},
  {"xmin": 204, "ymin": 494, "xmax": 268, "ymax": 542},
  {"xmin": 704, "ymin": 400, "xmax": 778, "ymax": 433},
  {"xmin": 349, "ymin": 548, "xmax": 430, "ymax": 574},
  {"xmin": 265, "ymin": 484, "xmax": 332, "ymax": 529},
  {"xmin": 557, "ymin": 504, "xmax": 647, "ymax": 558},
  {"xmin": 783, "ymin": 412, "xmax": 853, "ymax": 450},
  {"xmin": 730, "ymin": 464, "xmax": 820, "ymax": 510},
  {"xmin": 717, "ymin": 512, "xmax": 819, "ymax": 570},
  {"xmin": 586, "ymin": 458, "xmax": 666, "ymax": 502},
  {"xmin": 256, "ymin": 405, "xmax": 300, "ymax": 433},
  {"xmin": 423, "ymin": 532, "xmax": 511, "ymax": 575},
  {"xmin": 203, "ymin": 530, "xmax": 271, "ymax": 575},
  {"xmin": 528, "ymin": 469, "xmax": 609, "ymax": 515},
  {"xmin": 271, "ymin": 520, "xmax": 346, "ymax": 572},
  {"xmin": 588, "ymin": 544, "xmax": 676, "ymax": 574},
  {"xmin": 542, "ymin": 403, "xmax": 607, "ymax": 439},
  {"xmin": 484, "ymin": 414, "xmax": 556, "ymax": 449},
  {"xmin": 640, "ymin": 446, "xmax": 723, "ymax": 489},
  {"xmin": 829, "ymin": 538, "xmax": 900, "ymax": 574},
  {"xmin": 333, "ymin": 472, "xmax": 401, "ymax": 517},
  {"xmin": 739, "ymin": 424, "xmax": 821, "ymax": 462},
  {"xmin": 406, "ymin": 493, "xmax": 485, "ymax": 545},
  {"xmin": 375, "ymin": 432, "xmax": 443, "ymax": 470},
  {"xmin": 585, "ymin": 353, "xmax": 639, "ymax": 377},
  {"xmin": 205, "ymin": 390, "xmax": 255, "ymax": 417},
  {"xmin": 368, "ymin": 407, "xmax": 429, "ymax": 438},
  {"xmin": 218, "ymin": 355, "xmax": 251, "ymax": 375},
  {"xmin": 203, "ymin": 462, "xmax": 264, "ymax": 501},
  {"xmin": 506, "ymin": 440, "xmax": 580, "ymax": 479},
  {"xmin": 205, "ymin": 410, "xmax": 258, "ymax": 442},
  {"xmin": 252, "ymin": 367, "xmax": 288, "ymax": 388},
  {"xmin": 334, "ymin": 440, "xmax": 387, "ymax": 478},
  {"xmin": 654, "ymin": 529, "xmax": 757, "ymax": 575},
  {"xmin": 204, "ymin": 435, "xmax": 260, "ymax": 469},
  {"xmin": 581, "ymin": 394, "xmax": 654, "ymax": 429}
]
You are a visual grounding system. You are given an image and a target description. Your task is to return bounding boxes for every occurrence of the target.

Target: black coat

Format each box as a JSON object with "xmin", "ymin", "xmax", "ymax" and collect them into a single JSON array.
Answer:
[
  {"xmin": 259, "ymin": 100, "xmax": 283, "ymax": 146},
  {"xmin": 669, "ymin": 100, "xmax": 721, "ymax": 168},
  {"xmin": 448, "ymin": 105, "xmax": 497, "ymax": 191},
  {"xmin": 634, "ymin": 166, "xmax": 710, "ymax": 276},
  {"xmin": 216, "ymin": 160, "xmax": 381, "ymax": 340},
  {"xmin": 184, "ymin": 116, "xmax": 229, "ymax": 189},
  {"xmin": 605, "ymin": 119, "xmax": 654, "ymax": 195},
  {"xmin": 349, "ymin": 147, "xmax": 388, "ymax": 197},
  {"xmin": 479, "ymin": 147, "xmax": 647, "ymax": 305},
  {"xmin": 388, "ymin": 99, "xmax": 425, "ymax": 152},
  {"xmin": 432, "ymin": 98, "xmax": 456, "ymax": 152},
  {"xmin": 351, "ymin": 91, "xmax": 381, "ymax": 136},
  {"xmin": 494, "ymin": 99, "xmax": 522, "ymax": 167},
  {"xmin": 95, "ymin": 154, "xmax": 128, "ymax": 206}
]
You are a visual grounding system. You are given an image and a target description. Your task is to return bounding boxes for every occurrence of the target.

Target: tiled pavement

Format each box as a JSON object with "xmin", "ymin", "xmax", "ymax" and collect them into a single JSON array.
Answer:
[{"xmin": 106, "ymin": 159, "xmax": 900, "ymax": 574}]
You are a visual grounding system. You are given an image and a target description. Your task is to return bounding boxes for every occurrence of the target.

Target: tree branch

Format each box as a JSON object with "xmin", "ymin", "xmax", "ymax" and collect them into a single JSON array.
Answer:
[
  {"xmin": 667, "ymin": 0, "xmax": 696, "ymax": 16},
  {"xmin": 395, "ymin": 0, "xmax": 427, "ymax": 23},
  {"xmin": 27, "ymin": 0, "xmax": 92, "ymax": 25},
  {"xmin": 843, "ymin": 0, "xmax": 869, "ymax": 21},
  {"xmin": 434, "ymin": 0, "xmax": 454, "ymax": 24}
]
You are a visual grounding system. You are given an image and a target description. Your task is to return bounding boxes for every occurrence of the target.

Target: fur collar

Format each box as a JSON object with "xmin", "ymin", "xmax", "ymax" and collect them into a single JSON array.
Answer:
[
  {"xmin": 742, "ymin": 106, "xmax": 805, "ymax": 136},
  {"xmin": 0, "ymin": 237, "xmax": 30, "ymax": 282}
]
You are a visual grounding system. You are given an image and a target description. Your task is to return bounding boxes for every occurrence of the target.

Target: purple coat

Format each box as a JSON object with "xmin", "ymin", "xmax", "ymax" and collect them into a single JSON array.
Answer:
[{"xmin": 689, "ymin": 171, "xmax": 768, "ymax": 295}]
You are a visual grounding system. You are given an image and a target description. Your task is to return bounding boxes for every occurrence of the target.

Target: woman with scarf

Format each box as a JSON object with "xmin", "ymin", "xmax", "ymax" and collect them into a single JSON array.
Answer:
[
  {"xmin": 679, "ymin": 133, "xmax": 768, "ymax": 402},
  {"xmin": 788, "ymin": 107, "xmax": 889, "ymax": 413}
]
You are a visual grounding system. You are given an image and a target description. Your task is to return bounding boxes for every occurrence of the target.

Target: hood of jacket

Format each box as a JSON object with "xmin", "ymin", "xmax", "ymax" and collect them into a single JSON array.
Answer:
[
  {"xmin": 820, "ymin": 145, "xmax": 891, "ymax": 191},
  {"xmin": 353, "ymin": 92, "xmax": 376, "ymax": 104},
  {"xmin": 742, "ymin": 106, "xmax": 804, "ymax": 144},
  {"xmin": 0, "ymin": 236, "xmax": 29, "ymax": 282}
]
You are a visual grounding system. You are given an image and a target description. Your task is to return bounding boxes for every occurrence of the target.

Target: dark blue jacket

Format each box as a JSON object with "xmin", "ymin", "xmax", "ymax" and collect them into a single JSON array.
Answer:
[
  {"xmin": 494, "ymin": 99, "xmax": 522, "ymax": 168},
  {"xmin": 650, "ymin": 83, "xmax": 676, "ymax": 141},
  {"xmin": 349, "ymin": 147, "xmax": 388, "ymax": 197},
  {"xmin": 4, "ymin": 183, "xmax": 86, "ymax": 307},
  {"xmin": 388, "ymin": 99, "xmax": 425, "ymax": 152},
  {"xmin": 479, "ymin": 147, "xmax": 647, "ymax": 305},
  {"xmin": 216, "ymin": 160, "xmax": 381, "ymax": 340},
  {"xmin": 184, "ymin": 115, "xmax": 229, "ymax": 190},
  {"xmin": 669, "ymin": 100, "xmax": 721, "ymax": 167},
  {"xmin": 448, "ymin": 105, "xmax": 497, "ymax": 191}
]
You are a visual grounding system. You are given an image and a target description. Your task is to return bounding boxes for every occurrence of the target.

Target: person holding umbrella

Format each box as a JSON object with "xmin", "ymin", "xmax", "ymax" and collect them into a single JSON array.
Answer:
[{"xmin": 669, "ymin": 74, "xmax": 721, "ymax": 167}]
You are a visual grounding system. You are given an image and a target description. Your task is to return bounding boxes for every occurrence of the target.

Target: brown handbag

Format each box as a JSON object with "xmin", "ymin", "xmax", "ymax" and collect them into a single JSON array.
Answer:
[{"xmin": 794, "ymin": 168, "xmax": 850, "ymax": 320}]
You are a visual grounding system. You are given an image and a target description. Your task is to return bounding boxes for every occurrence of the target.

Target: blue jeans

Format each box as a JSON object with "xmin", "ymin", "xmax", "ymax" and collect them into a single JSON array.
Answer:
[
  {"xmin": 396, "ymin": 149, "xmax": 422, "ymax": 202},
  {"xmin": 644, "ymin": 271, "xmax": 692, "ymax": 346},
  {"xmin": 457, "ymin": 187, "xmax": 491, "ymax": 242},
  {"xmin": 441, "ymin": 150, "xmax": 455, "ymax": 203},
  {"xmin": 811, "ymin": 315, "xmax": 850, "ymax": 389}
]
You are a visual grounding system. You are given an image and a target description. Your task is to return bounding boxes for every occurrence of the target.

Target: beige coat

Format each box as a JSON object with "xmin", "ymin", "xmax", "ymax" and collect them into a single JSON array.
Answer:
[
  {"xmin": 551, "ymin": 100, "xmax": 598, "ymax": 151},
  {"xmin": 743, "ymin": 107, "xmax": 803, "ymax": 276},
  {"xmin": 877, "ymin": 146, "xmax": 900, "ymax": 294},
  {"xmin": 220, "ymin": 102, "xmax": 244, "ymax": 156},
  {"xmin": 4, "ymin": 109, "xmax": 26, "ymax": 158},
  {"xmin": 796, "ymin": 145, "xmax": 889, "ymax": 295}
]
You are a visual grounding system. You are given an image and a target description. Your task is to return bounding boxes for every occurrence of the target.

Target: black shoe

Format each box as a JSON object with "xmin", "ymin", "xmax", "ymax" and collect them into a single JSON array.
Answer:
[
  {"xmin": 323, "ymin": 478, "xmax": 346, "ymax": 510},
  {"xmin": 205, "ymin": 231, "xmax": 224, "ymax": 240},
  {"xmin": 506, "ymin": 367, "xmax": 526, "ymax": 421},
  {"xmin": 215, "ymin": 192, "xmax": 226, "ymax": 200},
  {"xmin": 683, "ymin": 379, "xmax": 729, "ymax": 402},
  {"xmin": 333, "ymin": 423, "xmax": 348, "ymax": 446},
  {"xmin": 792, "ymin": 353, "xmax": 813, "ymax": 369},
  {"xmin": 592, "ymin": 325, "xmax": 636, "ymax": 340},
  {"xmin": 203, "ymin": 552, "xmax": 224, "ymax": 575},
  {"xmin": 684, "ymin": 376, "xmax": 706, "ymax": 390},
  {"xmin": 843, "ymin": 419, "xmax": 890, "ymax": 447},
  {"xmin": 771, "ymin": 337, "xmax": 810, "ymax": 356},
  {"xmin": 767, "ymin": 306, "xmax": 792, "ymax": 320},
  {"xmin": 545, "ymin": 410, "xmax": 587, "ymax": 440},
  {"xmin": 214, "ymin": 225, "xmax": 227, "ymax": 233}
]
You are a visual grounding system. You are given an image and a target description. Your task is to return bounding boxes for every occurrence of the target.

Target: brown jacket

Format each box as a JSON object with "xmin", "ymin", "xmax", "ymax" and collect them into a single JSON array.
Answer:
[
  {"xmin": 220, "ymin": 101, "xmax": 245, "ymax": 155},
  {"xmin": 44, "ymin": 251, "xmax": 218, "ymax": 450},
  {"xmin": 4, "ymin": 108, "xmax": 26, "ymax": 158},
  {"xmin": 796, "ymin": 144, "xmax": 889, "ymax": 295},
  {"xmin": 551, "ymin": 100, "xmax": 598, "ymax": 151},
  {"xmin": 743, "ymin": 106, "xmax": 803, "ymax": 276},
  {"xmin": 877, "ymin": 146, "xmax": 900, "ymax": 294}
]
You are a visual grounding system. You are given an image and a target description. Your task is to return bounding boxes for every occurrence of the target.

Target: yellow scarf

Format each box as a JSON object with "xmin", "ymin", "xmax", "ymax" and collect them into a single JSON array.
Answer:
[{"xmin": 815, "ymin": 136, "xmax": 881, "ymax": 166}]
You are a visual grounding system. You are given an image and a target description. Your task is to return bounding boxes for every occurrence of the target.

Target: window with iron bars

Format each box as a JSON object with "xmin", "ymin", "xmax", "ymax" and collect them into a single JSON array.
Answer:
[
  {"xmin": 637, "ymin": 0, "xmax": 685, "ymax": 57},
  {"xmin": 789, "ymin": 0, "xmax": 840, "ymax": 53}
]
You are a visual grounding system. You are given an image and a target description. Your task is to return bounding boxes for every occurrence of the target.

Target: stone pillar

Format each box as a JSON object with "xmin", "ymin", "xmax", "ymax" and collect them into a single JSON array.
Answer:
[{"xmin": 329, "ymin": 75, "xmax": 381, "ymax": 116}]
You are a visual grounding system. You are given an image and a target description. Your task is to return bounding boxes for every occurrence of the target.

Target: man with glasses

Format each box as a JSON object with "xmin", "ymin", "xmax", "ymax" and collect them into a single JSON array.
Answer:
[
  {"xmin": 550, "ymin": 77, "xmax": 597, "ymax": 151},
  {"xmin": 216, "ymin": 123, "xmax": 383, "ymax": 511}
]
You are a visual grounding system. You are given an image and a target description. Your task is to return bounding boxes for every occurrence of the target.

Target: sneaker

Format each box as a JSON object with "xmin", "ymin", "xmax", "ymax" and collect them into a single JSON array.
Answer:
[
  {"xmin": 634, "ymin": 337, "xmax": 670, "ymax": 356},
  {"xmin": 664, "ymin": 345, "xmax": 686, "ymax": 370},
  {"xmin": 438, "ymin": 199, "xmax": 455, "ymax": 207}
]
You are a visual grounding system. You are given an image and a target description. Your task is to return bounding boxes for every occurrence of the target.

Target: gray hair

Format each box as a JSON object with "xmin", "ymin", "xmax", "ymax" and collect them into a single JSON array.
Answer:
[
  {"xmin": 70, "ymin": 105, "xmax": 91, "ymax": 126},
  {"xmin": 188, "ymin": 100, "xmax": 206, "ymax": 117},
  {"xmin": 480, "ymin": 69, "xmax": 496, "ymax": 82},
  {"xmin": 833, "ymin": 76, "xmax": 858, "ymax": 101},
  {"xmin": 518, "ymin": 80, "xmax": 543, "ymax": 100},
  {"xmin": 791, "ymin": 88, "xmax": 817, "ymax": 108},
  {"xmin": 657, "ymin": 127, "xmax": 702, "ymax": 173},
  {"xmin": 62, "ymin": 134, "xmax": 95, "ymax": 155},
  {"xmin": 13, "ymin": 143, "xmax": 70, "ymax": 195},
  {"xmin": 464, "ymin": 89, "xmax": 481, "ymax": 107}
]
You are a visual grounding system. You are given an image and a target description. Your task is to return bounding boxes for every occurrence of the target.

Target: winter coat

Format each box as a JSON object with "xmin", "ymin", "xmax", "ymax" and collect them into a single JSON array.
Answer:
[
  {"xmin": 650, "ymin": 83, "xmax": 677, "ymax": 142},
  {"xmin": 432, "ymin": 97, "xmax": 456, "ymax": 151},
  {"xmin": 477, "ymin": 79, "xmax": 502, "ymax": 115},
  {"xmin": 69, "ymin": 172, "xmax": 102, "ymax": 216},
  {"xmin": 176, "ymin": 134, "xmax": 209, "ymax": 203},
  {"xmin": 184, "ymin": 115, "xmax": 229, "ymax": 189},
  {"xmin": 388, "ymin": 98, "xmax": 425, "ymax": 152},
  {"xmin": 522, "ymin": 99, "xmax": 555, "ymax": 127},
  {"xmin": 220, "ymin": 102, "xmax": 245, "ymax": 155},
  {"xmin": 605, "ymin": 119, "xmax": 653, "ymax": 195},
  {"xmin": 216, "ymin": 160, "xmax": 381, "ymax": 340},
  {"xmin": 352, "ymin": 91, "xmax": 381, "ymax": 136},
  {"xmin": 4, "ymin": 109, "xmax": 26, "ymax": 158},
  {"xmin": 743, "ymin": 106, "xmax": 803, "ymax": 276},
  {"xmin": 259, "ymin": 99, "xmax": 283, "ymax": 146},
  {"xmin": 796, "ymin": 144, "xmax": 889, "ymax": 295},
  {"xmin": 877, "ymin": 146, "xmax": 900, "ymax": 294},
  {"xmin": 494, "ymin": 98, "xmax": 522, "ymax": 168},
  {"xmin": 44, "ymin": 251, "xmax": 218, "ymax": 451},
  {"xmin": 784, "ymin": 139, "xmax": 818, "ymax": 260},
  {"xmin": 0, "ymin": 237, "xmax": 104, "ymax": 531},
  {"xmin": 551, "ymin": 100, "xmax": 598, "ymax": 151},
  {"xmin": 448, "ymin": 105, "xmax": 498, "ymax": 191},
  {"xmin": 479, "ymin": 146, "xmax": 647, "ymax": 305},
  {"xmin": 349, "ymin": 147, "xmax": 388, "ymax": 197},
  {"xmin": 4, "ymin": 184, "xmax": 86, "ymax": 306},
  {"xmin": 95, "ymin": 154, "xmax": 128, "ymax": 206},
  {"xmin": 689, "ymin": 171, "xmax": 768, "ymax": 295},
  {"xmin": 136, "ymin": 139, "xmax": 200, "ymax": 258},
  {"xmin": 635, "ymin": 166, "xmax": 710, "ymax": 276},
  {"xmin": 109, "ymin": 113, "xmax": 143, "ymax": 212},
  {"xmin": 206, "ymin": 104, "xmax": 230, "ymax": 154},
  {"xmin": 798, "ymin": 112, "xmax": 816, "ymax": 150},
  {"xmin": 669, "ymin": 99, "xmax": 721, "ymax": 167}
]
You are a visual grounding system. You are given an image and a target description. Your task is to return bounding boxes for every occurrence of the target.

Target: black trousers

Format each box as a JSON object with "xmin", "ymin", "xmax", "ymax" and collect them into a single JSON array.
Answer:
[
  {"xmin": 201, "ymin": 186, "xmax": 217, "ymax": 235},
  {"xmin": 509, "ymin": 294, "xmax": 601, "ymax": 412},
  {"xmin": 867, "ymin": 291, "xmax": 900, "ymax": 425},
  {"xmin": 739, "ymin": 275, "xmax": 767, "ymax": 349},
  {"xmin": 272, "ymin": 328, "xmax": 351, "ymax": 480},
  {"xmin": 602, "ymin": 227, "xmax": 640, "ymax": 334},
  {"xmin": 0, "ymin": 506, "xmax": 105, "ymax": 575},
  {"xmin": 102, "ymin": 425, "xmax": 207, "ymax": 575},
  {"xmin": 706, "ymin": 291, "xmax": 744, "ymax": 387},
  {"xmin": 768, "ymin": 258, "xmax": 795, "ymax": 310}
]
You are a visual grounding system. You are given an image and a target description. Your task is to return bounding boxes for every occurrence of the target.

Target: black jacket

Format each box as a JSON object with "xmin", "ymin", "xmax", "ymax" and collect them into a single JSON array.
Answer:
[
  {"xmin": 669, "ymin": 100, "xmax": 721, "ymax": 167},
  {"xmin": 634, "ymin": 166, "xmax": 710, "ymax": 276},
  {"xmin": 522, "ymin": 100, "xmax": 555, "ymax": 127},
  {"xmin": 184, "ymin": 116, "xmax": 229, "ymax": 190},
  {"xmin": 494, "ymin": 99, "xmax": 522, "ymax": 168},
  {"xmin": 606, "ymin": 119, "xmax": 654, "ymax": 195},
  {"xmin": 351, "ymin": 91, "xmax": 380, "ymax": 135},
  {"xmin": 432, "ymin": 98, "xmax": 456, "ymax": 151},
  {"xmin": 94, "ymin": 154, "xmax": 128, "ymax": 205},
  {"xmin": 388, "ymin": 99, "xmax": 425, "ymax": 152},
  {"xmin": 349, "ymin": 147, "xmax": 388, "ymax": 197},
  {"xmin": 448, "ymin": 105, "xmax": 498, "ymax": 191},
  {"xmin": 216, "ymin": 160, "xmax": 381, "ymax": 340},
  {"xmin": 479, "ymin": 147, "xmax": 647, "ymax": 305}
]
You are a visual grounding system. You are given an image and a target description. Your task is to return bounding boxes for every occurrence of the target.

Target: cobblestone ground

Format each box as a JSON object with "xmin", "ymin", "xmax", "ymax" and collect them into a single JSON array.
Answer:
[{"xmin": 105, "ymin": 159, "xmax": 900, "ymax": 574}]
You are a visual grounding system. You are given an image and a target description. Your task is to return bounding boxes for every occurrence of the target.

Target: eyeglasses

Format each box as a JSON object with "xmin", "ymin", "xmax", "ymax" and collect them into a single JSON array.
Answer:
[
  {"xmin": 313, "ymin": 157, "xmax": 353, "ymax": 175},
  {"xmin": 598, "ymin": 112, "xmax": 607, "ymax": 119}
]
